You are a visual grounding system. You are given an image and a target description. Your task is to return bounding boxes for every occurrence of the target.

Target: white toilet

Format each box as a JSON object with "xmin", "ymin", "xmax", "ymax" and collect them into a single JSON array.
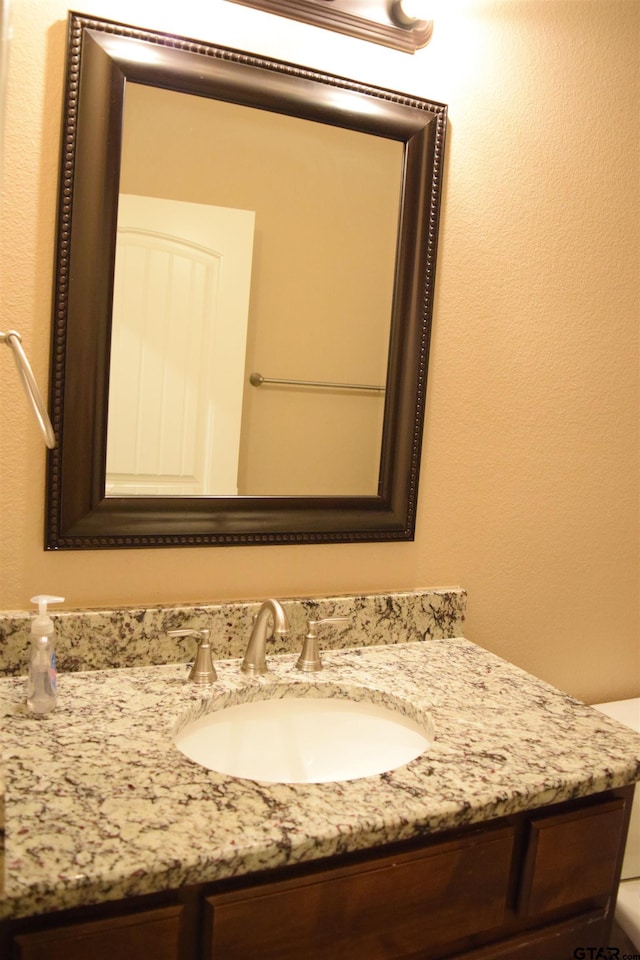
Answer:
[{"xmin": 593, "ymin": 698, "xmax": 640, "ymax": 948}]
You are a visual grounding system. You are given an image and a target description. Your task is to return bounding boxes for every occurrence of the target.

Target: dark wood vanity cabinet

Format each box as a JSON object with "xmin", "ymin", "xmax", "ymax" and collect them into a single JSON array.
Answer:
[
  {"xmin": 3, "ymin": 786, "xmax": 633, "ymax": 960},
  {"xmin": 204, "ymin": 824, "xmax": 515, "ymax": 960},
  {"xmin": 10, "ymin": 905, "xmax": 185, "ymax": 960},
  {"xmin": 517, "ymin": 798, "xmax": 627, "ymax": 918}
]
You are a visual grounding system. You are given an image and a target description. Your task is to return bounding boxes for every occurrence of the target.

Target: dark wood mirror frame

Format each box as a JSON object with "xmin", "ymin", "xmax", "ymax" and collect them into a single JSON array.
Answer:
[{"xmin": 46, "ymin": 12, "xmax": 447, "ymax": 550}]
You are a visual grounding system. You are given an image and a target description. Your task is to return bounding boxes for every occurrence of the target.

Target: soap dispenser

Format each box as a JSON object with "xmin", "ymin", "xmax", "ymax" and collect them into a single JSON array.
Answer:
[{"xmin": 26, "ymin": 594, "xmax": 64, "ymax": 716}]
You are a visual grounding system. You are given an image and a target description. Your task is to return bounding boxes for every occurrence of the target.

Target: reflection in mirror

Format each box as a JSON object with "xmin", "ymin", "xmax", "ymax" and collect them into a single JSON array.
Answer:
[
  {"xmin": 108, "ymin": 84, "xmax": 401, "ymax": 498},
  {"xmin": 46, "ymin": 13, "xmax": 447, "ymax": 549},
  {"xmin": 107, "ymin": 192, "xmax": 257, "ymax": 497}
]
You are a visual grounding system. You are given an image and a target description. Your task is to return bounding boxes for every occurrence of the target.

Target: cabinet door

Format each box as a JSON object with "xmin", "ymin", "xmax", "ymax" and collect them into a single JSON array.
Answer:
[
  {"xmin": 517, "ymin": 799, "xmax": 626, "ymax": 917},
  {"xmin": 13, "ymin": 904, "xmax": 183, "ymax": 960},
  {"xmin": 204, "ymin": 827, "xmax": 514, "ymax": 960}
]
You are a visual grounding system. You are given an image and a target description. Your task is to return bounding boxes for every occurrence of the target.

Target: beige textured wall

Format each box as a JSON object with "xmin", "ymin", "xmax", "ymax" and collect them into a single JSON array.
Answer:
[{"xmin": 0, "ymin": 0, "xmax": 637, "ymax": 703}]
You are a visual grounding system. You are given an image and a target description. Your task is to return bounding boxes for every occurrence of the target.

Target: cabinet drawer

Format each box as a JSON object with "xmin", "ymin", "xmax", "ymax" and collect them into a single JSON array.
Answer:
[
  {"xmin": 13, "ymin": 904, "xmax": 183, "ymax": 960},
  {"xmin": 518, "ymin": 799, "xmax": 626, "ymax": 917},
  {"xmin": 205, "ymin": 827, "xmax": 515, "ymax": 960}
]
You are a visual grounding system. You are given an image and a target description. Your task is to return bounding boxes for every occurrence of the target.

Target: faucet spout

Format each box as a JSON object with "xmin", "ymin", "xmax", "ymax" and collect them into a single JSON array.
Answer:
[{"xmin": 241, "ymin": 599, "xmax": 289, "ymax": 675}]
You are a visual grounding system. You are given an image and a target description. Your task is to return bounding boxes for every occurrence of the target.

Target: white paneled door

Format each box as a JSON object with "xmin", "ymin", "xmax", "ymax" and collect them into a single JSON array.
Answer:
[{"xmin": 106, "ymin": 195, "xmax": 255, "ymax": 496}]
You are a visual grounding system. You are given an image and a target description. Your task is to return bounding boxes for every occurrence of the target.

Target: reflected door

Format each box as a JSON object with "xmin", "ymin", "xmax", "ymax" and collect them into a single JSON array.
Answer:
[{"xmin": 106, "ymin": 195, "xmax": 255, "ymax": 496}]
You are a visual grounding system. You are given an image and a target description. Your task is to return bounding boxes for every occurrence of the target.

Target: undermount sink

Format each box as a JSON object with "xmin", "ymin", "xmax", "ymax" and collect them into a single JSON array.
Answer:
[{"xmin": 173, "ymin": 685, "xmax": 434, "ymax": 784}]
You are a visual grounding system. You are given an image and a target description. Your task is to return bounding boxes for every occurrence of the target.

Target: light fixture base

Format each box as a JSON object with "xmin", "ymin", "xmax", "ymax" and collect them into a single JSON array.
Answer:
[{"xmin": 224, "ymin": 0, "xmax": 434, "ymax": 53}]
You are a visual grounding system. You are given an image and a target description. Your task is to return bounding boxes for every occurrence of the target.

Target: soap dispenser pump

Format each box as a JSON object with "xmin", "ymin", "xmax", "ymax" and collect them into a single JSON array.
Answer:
[{"xmin": 26, "ymin": 594, "xmax": 64, "ymax": 716}]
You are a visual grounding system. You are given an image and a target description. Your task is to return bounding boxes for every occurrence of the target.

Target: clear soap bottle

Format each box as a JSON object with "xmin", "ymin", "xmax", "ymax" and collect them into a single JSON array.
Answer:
[{"xmin": 26, "ymin": 594, "xmax": 64, "ymax": 716}]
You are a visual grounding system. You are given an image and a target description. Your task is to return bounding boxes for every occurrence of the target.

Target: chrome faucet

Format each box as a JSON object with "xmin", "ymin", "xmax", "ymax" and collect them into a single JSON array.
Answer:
[{"xmin": 241, "ymin": 599, "xmax": 289, "ymax": 675}]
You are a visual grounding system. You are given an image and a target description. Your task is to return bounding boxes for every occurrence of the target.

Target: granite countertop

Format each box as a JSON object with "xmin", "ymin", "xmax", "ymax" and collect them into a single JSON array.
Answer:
[{"xmin": 1, "ymin": 637, "xmax": 639, "ymax": 922}]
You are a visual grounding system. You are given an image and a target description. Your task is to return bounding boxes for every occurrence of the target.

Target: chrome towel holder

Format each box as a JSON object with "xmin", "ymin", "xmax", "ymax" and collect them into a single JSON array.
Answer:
[
  {"xmin": 1, "ymin": 329, "xmax": 56, "ymax": 448},
  {"xmin": 249, "ymin": 371, "xmax": 385, "ymax": 393}
]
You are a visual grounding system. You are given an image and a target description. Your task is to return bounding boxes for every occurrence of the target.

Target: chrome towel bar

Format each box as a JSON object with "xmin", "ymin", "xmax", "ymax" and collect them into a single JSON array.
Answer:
[{"xmin": 249, "ymin": 372, "xmax": 385, "ymax": 393}]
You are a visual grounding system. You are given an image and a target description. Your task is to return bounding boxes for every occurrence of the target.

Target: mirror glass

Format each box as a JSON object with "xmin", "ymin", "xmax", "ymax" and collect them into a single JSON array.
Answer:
[
  {"xmin": 108, "ymin": 83, "xmax": 401, "ymax": 498},
  {"xmin": 46, "ymin": 13, "xmax": 447, "ymax": 549}
]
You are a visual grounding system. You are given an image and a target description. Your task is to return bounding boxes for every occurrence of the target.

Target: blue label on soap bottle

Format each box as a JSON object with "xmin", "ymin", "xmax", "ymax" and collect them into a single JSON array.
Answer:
[{"xmin": 50, "ymin": 650, "xmax": 57, "ymax": 692}]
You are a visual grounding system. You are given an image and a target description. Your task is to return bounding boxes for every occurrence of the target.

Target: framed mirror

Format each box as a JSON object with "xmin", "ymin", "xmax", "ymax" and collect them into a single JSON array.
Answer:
[{"xmin": 46, "ymin": 12, "xmax": 447, "ymax": 549}]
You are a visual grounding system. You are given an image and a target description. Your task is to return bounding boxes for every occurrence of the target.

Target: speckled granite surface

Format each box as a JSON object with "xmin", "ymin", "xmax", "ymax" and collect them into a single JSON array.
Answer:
[
  {"xmin": 0, "ymin": 588, "xmax": 466, "ymax": 675},
  {"xmin": 1, "ymin": 637, "xmax": 639, "ymax": 922}
]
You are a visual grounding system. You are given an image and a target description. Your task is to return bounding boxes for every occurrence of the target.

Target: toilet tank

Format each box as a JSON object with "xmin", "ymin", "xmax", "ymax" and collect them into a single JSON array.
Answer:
[{"xmin": 593, "ymin": 698, "xmax": 640, "ymax": 880}]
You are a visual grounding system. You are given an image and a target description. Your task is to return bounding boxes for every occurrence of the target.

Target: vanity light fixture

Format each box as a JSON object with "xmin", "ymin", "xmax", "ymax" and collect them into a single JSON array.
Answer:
[
  {"xmin": 224, "ymin": 0, "xmax": 434, "ymax": 53},
  {"xmin": 391, "ymin": 0, "xmax": 431, "ymax": 27}
]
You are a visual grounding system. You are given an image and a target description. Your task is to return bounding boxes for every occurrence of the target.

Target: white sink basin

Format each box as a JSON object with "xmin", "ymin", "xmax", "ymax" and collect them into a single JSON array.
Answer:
[{"xmin": 174, "ymin": 686, "xmax": 434, "ymax": 784}]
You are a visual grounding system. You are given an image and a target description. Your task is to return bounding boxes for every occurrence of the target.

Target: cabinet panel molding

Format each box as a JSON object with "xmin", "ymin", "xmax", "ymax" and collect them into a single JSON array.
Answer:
[
  {"xmin": 13, "ymin": 904, "xmax": 184, "ymax": 960},
  {"xmin": 517, "ymin": 799, "xmax": 626, "ymax": 917},
  {"xmin": 453, "ymin": 909, "xmax": 607, "ymax": 960},
  {"xmin": 205, "ymin": 827, "xmax": 515, "ymax": 959}
]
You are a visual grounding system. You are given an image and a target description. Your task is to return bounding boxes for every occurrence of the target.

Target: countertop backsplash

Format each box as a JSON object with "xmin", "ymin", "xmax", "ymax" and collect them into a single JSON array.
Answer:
[{"xmin": 0, "ymin": 588, "xmax": 466, "ymax": 676}]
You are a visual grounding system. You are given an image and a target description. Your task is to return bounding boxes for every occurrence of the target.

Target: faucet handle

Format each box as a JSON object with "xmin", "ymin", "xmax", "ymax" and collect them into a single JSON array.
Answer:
[
  {"xmin": 168, "ymin": 628, "xmax": 218, "ymax": 684},
  {"xmin": 295, "ymin": 617, "xmax": 349, "ymax": 673}
]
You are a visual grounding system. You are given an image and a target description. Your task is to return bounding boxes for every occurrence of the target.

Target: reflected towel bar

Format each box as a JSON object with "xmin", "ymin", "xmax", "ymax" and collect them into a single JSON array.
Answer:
[{"xmin": 249, "ymin": 372, "xmax": 385, "ymax": 393}]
